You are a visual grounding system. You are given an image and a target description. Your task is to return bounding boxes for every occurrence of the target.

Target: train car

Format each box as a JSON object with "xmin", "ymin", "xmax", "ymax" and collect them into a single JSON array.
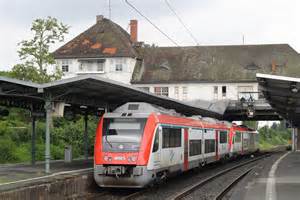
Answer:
[
  {"xmin": 229, "ymin": 125, "xmax": 259, "ymax": 156},
  {"xmin": 94, "ymin": 102, "xmax": 258, "ymax": 188}
]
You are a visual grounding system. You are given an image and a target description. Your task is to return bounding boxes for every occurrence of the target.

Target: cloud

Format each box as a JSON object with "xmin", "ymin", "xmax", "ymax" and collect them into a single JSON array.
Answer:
[{"xmin": 0, "ymin": 0, "xmax": 299, "ymax": 70}]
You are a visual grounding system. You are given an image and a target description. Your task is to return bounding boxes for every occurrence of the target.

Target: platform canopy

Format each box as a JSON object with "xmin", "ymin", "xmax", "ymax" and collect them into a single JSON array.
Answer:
[
  {"xmin": 0, "ymin": 75, "xmax": 226, "ymax": 118},
  {"xmin": 0, "ymin": 76, "xmax": 43, "ymax": 111},
  {"xmin": 257, "ymin": 73, "xmax": 300, "ymax": 126}
]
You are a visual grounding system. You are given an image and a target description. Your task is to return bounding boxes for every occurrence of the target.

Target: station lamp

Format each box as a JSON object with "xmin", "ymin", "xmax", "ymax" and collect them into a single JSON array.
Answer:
[{"xmin": 290, "ymin": 82, "xmax": 298, "ymax": 93}]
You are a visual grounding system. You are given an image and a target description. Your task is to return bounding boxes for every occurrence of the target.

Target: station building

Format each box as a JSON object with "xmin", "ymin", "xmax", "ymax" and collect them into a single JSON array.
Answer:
[{"xmin": 53, "ymin": 15, "xmax": 300, "ymax": 102}]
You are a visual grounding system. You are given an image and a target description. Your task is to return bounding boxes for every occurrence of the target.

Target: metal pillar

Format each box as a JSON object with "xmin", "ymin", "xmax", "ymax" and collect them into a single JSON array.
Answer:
[
  {"xmin": 45, "ymin": 100, "xmax": 52, "ymax": 173},
  {"xmin": 31, "ymin": 116, "xmax": 36, "ymax": 165},
  {"xmin": 292, "ymin": 128, "xmax": 298, "ymax": 151},
  {"xmin": 84, "ymin": 113, "xmax": 88, "ymax": 160}
]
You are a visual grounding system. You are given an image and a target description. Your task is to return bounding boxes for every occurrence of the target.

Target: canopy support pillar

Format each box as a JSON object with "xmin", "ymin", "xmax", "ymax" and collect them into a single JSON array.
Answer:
[
  {"xmin": 45, "ymin": 99, "xmax": 52, "ymax": 173},
  {"xmin": 84, "ymin": 112, "xmax": 88, "ymax": 160},
  {"xmin": 31, "ymin": 116, "xmax": 36, "ymax": 165},
  {"xmin": 292, "ymin": 128, "xmax": 298, "ymax": 151}
]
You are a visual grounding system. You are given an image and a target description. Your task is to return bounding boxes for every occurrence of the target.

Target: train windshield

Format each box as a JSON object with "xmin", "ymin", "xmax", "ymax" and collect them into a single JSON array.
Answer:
[{"xmin": 102, "ymin": 118, "xmax": 147, "ymax": 152}]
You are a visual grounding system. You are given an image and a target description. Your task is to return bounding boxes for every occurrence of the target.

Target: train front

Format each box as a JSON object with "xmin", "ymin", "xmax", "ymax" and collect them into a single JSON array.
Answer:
[{"xmin": 94, "ymin": 106, "xmax": 155, "ymax": 188}]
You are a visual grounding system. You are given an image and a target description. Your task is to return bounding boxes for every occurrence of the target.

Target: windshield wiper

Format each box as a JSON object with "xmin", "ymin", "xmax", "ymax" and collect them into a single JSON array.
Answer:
[{"xmin": 105, "ymin": 135, "xmax": 113, "ymax": 148}]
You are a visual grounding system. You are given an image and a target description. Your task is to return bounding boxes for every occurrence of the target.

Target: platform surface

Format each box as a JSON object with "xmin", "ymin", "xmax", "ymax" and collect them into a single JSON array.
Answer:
[
  {"xmin": 231, "ymin": 151, "xmax": 300, "ymax": 200},
  {"xmin": 0, "ymin": 158, "xmax": 93, "ymax": 187}
]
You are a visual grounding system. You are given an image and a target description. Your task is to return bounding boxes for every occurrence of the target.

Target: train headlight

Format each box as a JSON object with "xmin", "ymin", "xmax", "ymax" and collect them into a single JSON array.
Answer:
[{"xmin": 128, "ymin": 156, "xmax": 137, "ymax": 162}]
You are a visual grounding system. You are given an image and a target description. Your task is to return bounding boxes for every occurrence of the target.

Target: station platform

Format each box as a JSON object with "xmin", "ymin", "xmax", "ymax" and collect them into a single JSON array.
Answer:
[
  {"xmin": 0, "ymin": 158, "xmax": 93, "ymax": 192},
  {"xmin": 231, "ymin": 151, "xmax": 300, "ymax": 200},
  {"xmin": 0, "ymin": 159, "xmax": 97, "ymax": 199}
]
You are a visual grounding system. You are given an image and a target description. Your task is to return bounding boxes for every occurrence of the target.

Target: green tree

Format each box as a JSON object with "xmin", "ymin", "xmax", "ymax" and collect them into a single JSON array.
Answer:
[{"xmin": 15, "ymin": 16, "xmax": 69, "ymax": 83}]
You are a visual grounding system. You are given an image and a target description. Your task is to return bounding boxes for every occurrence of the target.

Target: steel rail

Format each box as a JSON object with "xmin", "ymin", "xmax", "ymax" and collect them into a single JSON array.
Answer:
[
  {"xmin": 122, "ymin": 189, "xmax": 147, "ymax": 200},
  {"xmin": 170, "ymin": 153, "xmax": 270, "ymax": 200},
  {"xmin": 214, "ymin": 167, "xmax": 254, "ymax": 200}
]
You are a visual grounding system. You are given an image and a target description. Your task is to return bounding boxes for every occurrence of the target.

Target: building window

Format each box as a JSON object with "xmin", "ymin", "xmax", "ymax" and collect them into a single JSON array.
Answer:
[
  {"xmin": 78, "ymin": 59, "xmax": 105, "ymax": 72},
  {"xmin": 189, "ymin": 140, "xmax": 201, "ymax": 156},
  {"xmin": 137, "ymin": 87, "xmax": 150, "ymax": 92},
  {"xmin": 222, "ymin": 86, "xmax": 227, "ymax": 97},
  {"xmin": 62, "ymin": 60, "xmax": 70, "ymax": 72},
  {"xmin": 219, "ymin": 131, "xmax": 228, "ymax": 144},
  {"xmin": 182, "ymin": 86, "xmax": 188, "ymax": 100},
  {"xmin": 154, "ymin": 87, "xmax": 169, "ymax": 97},
  {"xmin": 213, "ymin": 86, "xmax": 218, "ymax": 99},
  {"xmin": 174, "ymin": 86, "xmax": 179, "ymax": 99},
  {"xmin": 97, "ymin": 60, "xmax": 105, "ymax": 72},
  {"xmin": 62, "ymin": 65, "xmax": 69, "ymax": 72},
  {"xmin": 205, "ymin": 139, "xmax": 215, "ymax": 153},
  {"xmin": 115, "ymin": 64, "xmax": 123, "ymax": 71},
  {"xmin": 214, "ymin": 86, "xmax": 218, "ymax": 94},
  {"xmin": 162, "ymin": 127, "xmax": 181, "ymax": 148}
]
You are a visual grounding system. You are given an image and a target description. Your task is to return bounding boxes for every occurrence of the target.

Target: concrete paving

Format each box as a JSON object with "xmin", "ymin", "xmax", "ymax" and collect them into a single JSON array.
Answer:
[
  {"xmin": 230, "ymin": 151, "xmax": 300, "ymax": 200},
  {"xmin": 0, "ymin": 158, "xmax": 93, "ymax": 185}
]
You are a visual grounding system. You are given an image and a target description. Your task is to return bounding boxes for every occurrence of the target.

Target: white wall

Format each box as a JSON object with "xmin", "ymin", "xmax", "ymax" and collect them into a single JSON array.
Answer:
[
  {"xmin": 133, "ymin": 82, "xmax": 259, "ymax": 101},
  {"xmin": 55, "ymin": 57, "xmax": 259, "ymax": 102},
  {"xmin": 56, "ymin": 57, "xmax": 136, "ymax": 84}
]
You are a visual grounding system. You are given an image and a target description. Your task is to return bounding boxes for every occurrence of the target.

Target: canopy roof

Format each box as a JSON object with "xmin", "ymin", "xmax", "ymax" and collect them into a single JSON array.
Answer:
[
  {"xmin": 257, "ymin": 73, "xmax": 300, "ymax": 126},
  {"xmin": 0, "ymin": 75, "xmax": 226, "ymax": 118}
]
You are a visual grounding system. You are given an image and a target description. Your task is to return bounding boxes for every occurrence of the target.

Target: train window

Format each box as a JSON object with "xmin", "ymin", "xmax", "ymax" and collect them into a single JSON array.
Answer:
[
  {"xmin": 152, "ymin": 129, "xmax": 159, "ymax": 152},
  {"xmin": 102, "ymin": 118, "xmax": 147, "ymax": 152},
  {"xmin": 205, "ymin": 139, "xmax": 215, "ymax": 153},
  {"xmin": 189, "ymin": 140, "xmax": 201, "ymax": 156},
  {"xmin": 235, "ymin": 132, "xmax": 241, "ymax": 143},
  {"xmin": 162, "ymin": 127, "xmax": 181, "ymax": 148},
  {"xmin": 219, "ymin": 131, "xmax": 228, "ymax": 144}
]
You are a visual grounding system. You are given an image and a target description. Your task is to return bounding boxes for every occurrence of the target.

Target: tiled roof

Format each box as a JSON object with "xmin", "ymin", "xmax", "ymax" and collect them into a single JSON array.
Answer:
[
  {"xmin": 53, "ymin": 17, "xmax": 137, "ymax": 59},
  {"xmin": 132, "ymin": 44, "xmax": 300, "ymax": 83}
]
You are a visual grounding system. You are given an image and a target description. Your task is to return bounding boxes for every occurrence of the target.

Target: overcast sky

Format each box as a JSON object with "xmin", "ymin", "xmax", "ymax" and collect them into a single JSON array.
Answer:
[{"xmin": 0, "ymin": 0, "xmax": 299, "ymax": 70}]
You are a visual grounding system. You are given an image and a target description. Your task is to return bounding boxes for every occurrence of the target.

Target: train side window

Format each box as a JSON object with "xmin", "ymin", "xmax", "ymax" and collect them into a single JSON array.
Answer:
[
  {"xmin": 189, "ymin": 140, "xmax": 201, "ymax": 156},
  {"xmin": 162, "ymin": 127, "xmax": 181, "ymax": 148},
  {"xmin": 235, "ymin": 132, "xmax": 241, "ymax": 143},
  {"xmin": 152, "ymin": 129, "xmax": 159, "ymax": 152},
  {"xmin": 205, "ymin": 139, "xmax": 215, "ymax": 153},
  {"xmin": 219, "ymin": 131, "xmax": 228, "ymax": 144}
]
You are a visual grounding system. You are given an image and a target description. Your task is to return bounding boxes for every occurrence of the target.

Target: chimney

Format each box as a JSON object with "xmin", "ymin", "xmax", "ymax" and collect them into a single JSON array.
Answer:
[
  {"xmin": 130, "ymin": 20, "xmax": 138, "ymax": 43},
  {"xmin": 96, "ymin": 15, "xmax": 104, "ymax": 23}
]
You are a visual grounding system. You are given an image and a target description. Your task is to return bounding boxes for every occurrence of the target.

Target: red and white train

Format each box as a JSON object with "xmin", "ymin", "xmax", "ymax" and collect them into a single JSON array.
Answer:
[{"xmin": 94, "ymin": 102, "xmax": 259, "ymax": 188}]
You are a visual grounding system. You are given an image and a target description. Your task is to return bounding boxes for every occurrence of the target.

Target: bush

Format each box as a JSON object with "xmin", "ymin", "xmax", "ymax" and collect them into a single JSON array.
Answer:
[{"xmin": 0, "ymin": 137, "xmax": 18, "ymax": 163}]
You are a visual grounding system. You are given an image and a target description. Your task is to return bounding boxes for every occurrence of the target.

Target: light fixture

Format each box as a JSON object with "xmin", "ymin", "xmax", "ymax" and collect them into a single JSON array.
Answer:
[{"xmin": 290, "ymin": 82, "xmax": 298, "ymax": 93}]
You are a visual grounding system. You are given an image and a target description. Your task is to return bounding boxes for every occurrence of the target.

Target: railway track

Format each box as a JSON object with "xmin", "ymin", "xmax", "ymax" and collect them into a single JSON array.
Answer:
[
  {"xmin": 214, "ymin": 167, "xmax": 254, "ymax": 200},
  {"xmin": 121, "ymin": 190, "xmax": 147, "ymax": 200},
  {"xmin": 170, "ymin": 153, "xmax": 271, "ymax": 200}
]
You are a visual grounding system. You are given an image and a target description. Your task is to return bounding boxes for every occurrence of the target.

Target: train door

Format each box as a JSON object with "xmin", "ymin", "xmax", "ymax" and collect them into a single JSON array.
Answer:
[
  {"xmin": 183, "ymin": 128, "xmax": 189, "ymax": 171},
  {"xmin": 203, "ymin": 129, "xmax": 216, "ymax": 163},
  {"xmin": 243, "ymin": 132, "xmax": 250, "ymax": 153},
  {"xmin": 234, "ymin": 132, "xmax": 242, "ymax": 153},
  {"xmin": 189, "ymin": 128, "xmax": 203, "ymax": 169},
  {"xmin": 249, "ymin": 132, "xmax": 256, "ymax": 151},
  {"xmin": 160, "ymin": 126, "xmax": 183, "ymax": 169},
  {"xmin": 148, "ymin": 126, "xmax": 161, "ymax": 170},
  {"xmin": 215, "ymin": 130, "xmax": 219, "ymax": 160},
  {"xmin": 218, "ymin": 130, "xmax": 228, "ymax": 158}
]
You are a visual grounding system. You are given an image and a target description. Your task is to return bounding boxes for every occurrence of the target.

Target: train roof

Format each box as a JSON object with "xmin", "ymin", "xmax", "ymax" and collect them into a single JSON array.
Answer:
[
  {"xmin": 106, "ymin": 102, "xmax": 256, "ymax": 131},
  {"xmin": 105, "ymin": 102, "xmax": 182, "ymax": 118}
]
